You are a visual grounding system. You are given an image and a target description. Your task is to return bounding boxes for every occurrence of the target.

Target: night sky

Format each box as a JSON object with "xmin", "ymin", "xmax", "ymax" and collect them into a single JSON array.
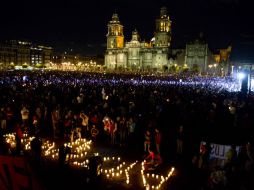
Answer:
[{"xmin": 1, "ymin": 0, "xmax": 253, "ymax": 61}]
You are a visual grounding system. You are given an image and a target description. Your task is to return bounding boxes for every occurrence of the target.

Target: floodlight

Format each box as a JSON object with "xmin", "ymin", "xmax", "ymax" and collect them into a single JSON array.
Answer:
[{"xmin": 237, "ymin": 72, "xmax": 245, "ymax": 80}]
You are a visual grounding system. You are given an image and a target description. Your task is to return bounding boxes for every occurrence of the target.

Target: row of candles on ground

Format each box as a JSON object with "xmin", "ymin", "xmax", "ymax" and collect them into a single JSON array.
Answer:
[
  {"xmin": 4, "ymin": 133, "xmax": 99, "ymax": 168},
  {"xmin": 4, "ymin": 133, "xmax": 59, "ymax": 158},
  {"xmin": 101, "ymin": 156, "xmax": 138, "ymax": 185},
  {"xmin": 3, "ymin": 133, "xmax": 93, "ymax": 162},
  {"xmin": 42, "ymin": 141, "xmax": 57, "ymax": 158},
  {"xmin": 72, "ymin": 160, "xmax": 89, "ymax": 167},
  {"xmin": 42, "ymin": 138, "xmax": 93, "ymax": 161},
  {"xmin": 3, "ymin": 133, "xmax": 35, "ymax": 150},
  {"xmin": 66, "ymin": 138, "xmax": 92, "ymax": 150},
  {"xmin": 3, "ymin": 133, "xmax": 175, "ymax": 189},
  {"xmin": 22, "ymin": 134, "xmax": 35, "ymax": 150},
  {"xmin": 102, "ymin": 156, "xmax": 124, "ymax": 178},
  {"xmin": 4, "ymin": 133, "xmax": 97, "ymax": 168},
  {"xmin": 3, "ymin": 133, "xmax": 17, "ymax": 148},
  {"xmin": 66, "ymin": 139, "xmax": 93, "ymax": 166},
  {"xmin": 141, "ymin": 160, "xmax": 175, "ymax": 190},
  {"xmin": 125, "ymin": 161, "xmax": 138, "ymax": 184}
]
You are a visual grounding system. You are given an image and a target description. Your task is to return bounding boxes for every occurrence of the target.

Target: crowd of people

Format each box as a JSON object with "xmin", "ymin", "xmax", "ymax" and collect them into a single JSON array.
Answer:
[{"xmin": 0, "ymin": 70, "xmax": 253, "ymax": 189}]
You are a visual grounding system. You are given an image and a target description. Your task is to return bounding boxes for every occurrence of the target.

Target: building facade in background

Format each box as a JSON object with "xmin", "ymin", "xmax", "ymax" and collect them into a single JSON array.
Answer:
[
  {"xmin": 51, "ymin": 52, "xmax": 104, "ymax": 71},
  {"xmin": 105, "ymin": 7, "xmax": 172, "ymax": 71},
  {"xmin": 184, "ymin": 39, "xmax": 209, "ymax": 73},
  {"xmin": 0, "ymin": 40, "xmax": 53, "ymax": 69},
  {"xmin": 213, "ymin": 45, "xmax": 232, "ymax": 75},
  {"xmin": 170, "ymin": 40, "xmax": 231, "ymax": 75}
]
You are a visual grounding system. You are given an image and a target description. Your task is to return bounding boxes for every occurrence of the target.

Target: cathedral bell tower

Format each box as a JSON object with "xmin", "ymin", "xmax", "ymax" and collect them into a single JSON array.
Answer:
[
  {"xmin": 106, "ymin": 13, "xmax": 124, "ymax": 49},
  {"xmin": 154, "ymin": 7, "xmax": 171, "ymax": 47}
]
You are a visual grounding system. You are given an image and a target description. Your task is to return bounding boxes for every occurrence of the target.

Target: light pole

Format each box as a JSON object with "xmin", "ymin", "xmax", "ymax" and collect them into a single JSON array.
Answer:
[
  {"xmin": 231, "ymin": 65, "xmax": 234, "ymax": 77},
  {"xmin": 214, "ymin": 64, "xmax": 217, "ymax": 76},
  {"xmin": 249, "ymin": 65, "xmax": 252, "ymax": 93}
]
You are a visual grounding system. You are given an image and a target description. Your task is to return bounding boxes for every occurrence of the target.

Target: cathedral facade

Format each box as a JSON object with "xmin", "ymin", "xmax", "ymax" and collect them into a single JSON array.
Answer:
[{"xmin": 105, "ymin": 7, "xmax": 171, "ymax": 71}]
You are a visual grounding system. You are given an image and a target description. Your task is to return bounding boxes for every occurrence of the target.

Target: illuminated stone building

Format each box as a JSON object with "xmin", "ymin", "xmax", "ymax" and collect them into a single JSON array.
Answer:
[
  {"xmin": 213, "ymin": 45, "xmax": 232, "ymax": 75},
  {"xmin": 52, "ymin": 52, "xmax": 103, "ymax": 65},
  {"xmin": 0, "ymin": 40, "xmax": 53, "ymax": 68},
  {"xmin": 184, "ymin": 39, "xmax": 209, "ymax": 73},
  {"xmin": 105, "ymin": 7, "xmax": 172, "ymax": 71}
]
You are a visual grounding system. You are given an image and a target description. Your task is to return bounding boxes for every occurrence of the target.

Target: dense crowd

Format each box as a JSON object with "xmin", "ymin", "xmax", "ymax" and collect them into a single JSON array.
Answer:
[{"xmin": 0, "ymin": 70, "xmax": 253, "ymax": 189}]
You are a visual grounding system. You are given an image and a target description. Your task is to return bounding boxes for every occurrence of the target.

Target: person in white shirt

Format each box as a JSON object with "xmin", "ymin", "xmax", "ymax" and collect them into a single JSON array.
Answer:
[{"xmin": 21, "ymin": 106, "xmax": 29, "ymax": 129}]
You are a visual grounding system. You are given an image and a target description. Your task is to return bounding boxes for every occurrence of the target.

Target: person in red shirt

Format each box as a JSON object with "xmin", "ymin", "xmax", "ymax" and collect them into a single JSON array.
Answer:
[
  {"xmin": 145, "ymin": 149, "xmax": 155, "ymax": 163},
  {"xmin": 109, "ymin": 119, "xmax": 117, "ymax": 145},
  {"xmin": 155, "ymin": 128, "xmax": 161, "ymax": 155},
  {"xmin": 90, "ymin": 114, "xmax": 98, "ymax": 127}
]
